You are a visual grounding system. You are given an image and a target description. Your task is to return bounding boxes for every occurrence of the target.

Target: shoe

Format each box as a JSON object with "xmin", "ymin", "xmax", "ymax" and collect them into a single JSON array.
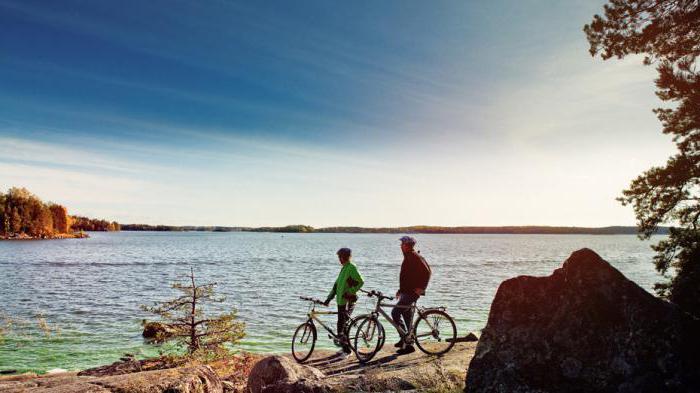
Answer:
[
  {"xmin": 396, "ymin": 345, "xmax": 415, "ymax": 355},
  {"xmin": 394, "ymin": 340, "xmax": 404, "ymax": 348}
]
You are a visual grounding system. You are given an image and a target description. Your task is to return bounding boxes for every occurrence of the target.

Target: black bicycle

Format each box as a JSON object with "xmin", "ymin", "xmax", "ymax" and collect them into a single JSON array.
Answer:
[
  {"xmin": 291, "ymin": 296, "xmax": 356, "ymax": 363},
  {"xmin": 348, "ymin": 289, "xmax": 457, "ymax": 363}
]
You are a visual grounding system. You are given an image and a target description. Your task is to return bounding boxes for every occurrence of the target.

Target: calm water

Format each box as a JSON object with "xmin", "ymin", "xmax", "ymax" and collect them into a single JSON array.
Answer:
[{"xmin": 0, "ymin": 232, "xmax": 662, "ymax": 372}]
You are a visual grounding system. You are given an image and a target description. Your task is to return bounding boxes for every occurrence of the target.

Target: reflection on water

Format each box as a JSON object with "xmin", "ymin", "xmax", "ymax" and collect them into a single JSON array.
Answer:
[{"xmin": 0, "ymin": 232, "xmax": 661, "ymax": 372}]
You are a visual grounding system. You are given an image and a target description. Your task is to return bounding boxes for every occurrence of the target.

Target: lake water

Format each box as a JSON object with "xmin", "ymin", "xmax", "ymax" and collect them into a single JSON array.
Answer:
[{"xmin": 0, "ymin": 232, "xmax": 663, "ymax": 373}]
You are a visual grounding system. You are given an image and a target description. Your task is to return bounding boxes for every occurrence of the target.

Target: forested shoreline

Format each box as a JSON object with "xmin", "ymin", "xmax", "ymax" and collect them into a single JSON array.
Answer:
[
  {"xmin": 0, "ymin": 187, "xmax": 119, "ymax": 239},
  {"xmin": 121, "ymin": 224, "xmax": 667, "ymax": 235}
]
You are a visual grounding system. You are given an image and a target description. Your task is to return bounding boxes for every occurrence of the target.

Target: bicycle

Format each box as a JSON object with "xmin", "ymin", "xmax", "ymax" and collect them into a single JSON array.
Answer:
[
  {"xmin": 291, "ymin": 296, "xmax": 356, "ymax": 363},
  {"xmin": 348, "ymin": 289, "xmax": 457, "ymax": 363}
]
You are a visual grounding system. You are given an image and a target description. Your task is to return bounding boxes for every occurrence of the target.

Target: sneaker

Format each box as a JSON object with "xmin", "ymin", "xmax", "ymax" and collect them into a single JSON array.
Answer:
[
  {"xmin": 396, "ymin": 345, "xmax": 415, "ymax": 355},
  {"xmin": 393, "ymin": 339, "xmax": 404, "ymax": 348}
]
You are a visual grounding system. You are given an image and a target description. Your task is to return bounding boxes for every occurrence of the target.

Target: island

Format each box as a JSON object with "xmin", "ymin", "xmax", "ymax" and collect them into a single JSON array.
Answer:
[{"xmin": 0, "ymin": 187, "xmax": 119, "ymax": 240}]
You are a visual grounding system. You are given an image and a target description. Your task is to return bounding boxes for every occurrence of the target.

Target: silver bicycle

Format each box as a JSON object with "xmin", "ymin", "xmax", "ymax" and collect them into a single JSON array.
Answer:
[
  {"xmin": 291, "ymin": 296, "xmax": 356, "ymax": 363},
  {"xmin": 348, "ymin": 289, "xmax": 456, "ymax": 363}
]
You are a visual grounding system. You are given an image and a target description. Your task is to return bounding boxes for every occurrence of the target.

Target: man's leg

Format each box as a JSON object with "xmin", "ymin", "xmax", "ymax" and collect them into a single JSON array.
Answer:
[{"xmin": 392, "ymin": 293, "xmax": 417, "ymax": 345}]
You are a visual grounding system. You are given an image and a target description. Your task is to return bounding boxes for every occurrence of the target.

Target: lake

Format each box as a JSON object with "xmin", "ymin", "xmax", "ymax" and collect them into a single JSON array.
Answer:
[{"xmin": 0, "ymin": 232, "xmax": 662, "ymax": 372}]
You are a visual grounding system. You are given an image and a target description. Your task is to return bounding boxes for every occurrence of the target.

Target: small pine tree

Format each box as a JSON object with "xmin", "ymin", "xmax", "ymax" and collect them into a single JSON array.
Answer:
[{"xmin": 141, "ymin": 268, "xmax": 245, "ymax": 356}]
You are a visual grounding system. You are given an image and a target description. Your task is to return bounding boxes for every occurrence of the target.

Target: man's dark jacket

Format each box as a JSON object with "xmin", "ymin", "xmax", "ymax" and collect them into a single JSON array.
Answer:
[{"xmin": 399, "ymin": 250, "xmax": 432, "ymax": 296}]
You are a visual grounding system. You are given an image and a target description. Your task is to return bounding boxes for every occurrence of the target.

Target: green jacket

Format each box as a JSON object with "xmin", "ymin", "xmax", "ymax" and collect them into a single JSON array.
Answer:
[{"xmin": 326, "ymin": 262, "xmax": 364, "ymax": 306}]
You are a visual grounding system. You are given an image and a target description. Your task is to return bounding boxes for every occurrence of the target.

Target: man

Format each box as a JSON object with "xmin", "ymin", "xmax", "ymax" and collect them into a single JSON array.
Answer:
[
  {"xmin": 324, "ymin": 247, "xmax": 364, "ymax": 355},
  {"xmin": 392, "ymin": 236, "xmax": 431, "ymax": 354}
]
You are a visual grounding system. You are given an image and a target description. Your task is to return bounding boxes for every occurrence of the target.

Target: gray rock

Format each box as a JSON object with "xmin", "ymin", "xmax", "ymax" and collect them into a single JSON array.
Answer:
[{"xmin": 465, "ymin": 248, "xmax": 700, "ymax": 393}]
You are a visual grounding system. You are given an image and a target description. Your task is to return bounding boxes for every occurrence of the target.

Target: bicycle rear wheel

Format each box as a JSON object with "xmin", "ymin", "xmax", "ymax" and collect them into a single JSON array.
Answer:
[
  {"xmin": 291, "ymin": 322, "xmax": 316, "ymax": 363},
  {"xmin": 350, "ymin": 316, "xmax": 384, "ymax": 363},
  {"xmin": 413, "ymin": 309, "xmax": 456, "ymax": 355}
]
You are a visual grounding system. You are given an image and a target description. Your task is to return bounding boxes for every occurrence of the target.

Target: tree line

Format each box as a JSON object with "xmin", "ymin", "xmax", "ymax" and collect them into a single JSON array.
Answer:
[{"xmin": 0, "ymin": 187, "xmax": 119, "ymax": 238}]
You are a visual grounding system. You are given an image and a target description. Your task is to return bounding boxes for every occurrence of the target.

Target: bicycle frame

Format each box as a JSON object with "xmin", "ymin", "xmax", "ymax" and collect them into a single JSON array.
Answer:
[
  {"xmin": 364, "ymin": 295, "xmax": 442, "ymax": 342},
  {"xmin": 305, "ymin": 304, "xmax": 340, "ymax": 338},
  {"xmin": 370, "ymin": 297, "xmax": 415, "ymax": 340}
]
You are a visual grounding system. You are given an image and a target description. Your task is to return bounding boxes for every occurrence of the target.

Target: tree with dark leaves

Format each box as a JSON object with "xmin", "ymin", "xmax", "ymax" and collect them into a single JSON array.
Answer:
[
  {"xmin": 585, "ymin": 0, "xmax": 700, "ymax": 317},
  {"xmin": 141, "ymin": 268, "xmax": 245, "ymax": 357}
]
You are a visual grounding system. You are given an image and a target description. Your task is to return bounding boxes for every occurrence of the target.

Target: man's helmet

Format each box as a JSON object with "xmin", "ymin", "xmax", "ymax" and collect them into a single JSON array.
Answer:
[{"xmin": 336, "ymin": 247, "xmax": 352, "ymax": 257}]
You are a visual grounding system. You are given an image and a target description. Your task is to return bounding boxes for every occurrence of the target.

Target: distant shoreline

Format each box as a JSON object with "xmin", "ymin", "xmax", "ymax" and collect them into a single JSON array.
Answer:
[{"xmin": 118, "ymin": 225, "xmax": 669, "ymax": 235}]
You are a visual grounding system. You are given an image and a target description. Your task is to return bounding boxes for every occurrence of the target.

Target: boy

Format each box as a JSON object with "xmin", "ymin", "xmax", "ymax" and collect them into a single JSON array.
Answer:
[{"xmin": 324, "ymin": 247, "xmax": 364, "ymax": 354}]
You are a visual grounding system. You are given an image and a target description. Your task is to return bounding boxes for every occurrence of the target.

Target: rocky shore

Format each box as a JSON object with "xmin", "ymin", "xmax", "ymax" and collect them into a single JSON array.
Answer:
[
  {"xmin": 0, "ymin": 232, "xmax": 88, "ymax": 240},
  {"xmin": 2, "ymin": 248, "xmax": 698, "ymax": 392}
]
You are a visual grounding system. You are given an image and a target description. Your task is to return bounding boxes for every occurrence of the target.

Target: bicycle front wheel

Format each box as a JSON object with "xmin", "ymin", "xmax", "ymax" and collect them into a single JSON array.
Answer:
[
  {"xmin": 413, "ymin": 309, "xmax": 456, "ymax": 355},
  {"xmin": 350, "ymin": 316, "xmax": 384, "ymax": 363},
  {"xmin": 291, "ymin": 322, "xmax": 316, "ymax": 363}
]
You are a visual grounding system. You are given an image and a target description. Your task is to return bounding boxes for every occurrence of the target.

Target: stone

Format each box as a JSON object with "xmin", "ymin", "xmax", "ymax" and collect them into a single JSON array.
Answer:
[
  {"xmin": 246, "ymin": 355, "xmax": 330, "ymax": 393},
  {"xmin": 142, "ymin": 321, "xmax": 177, "ymax": 342},
  {"xmin": 465, "ymin": 248, "xmax": 700, "ymax": 393},
  {"xmin": 451, "ymin": 332, "xmax": 479, "ymax": 343}
]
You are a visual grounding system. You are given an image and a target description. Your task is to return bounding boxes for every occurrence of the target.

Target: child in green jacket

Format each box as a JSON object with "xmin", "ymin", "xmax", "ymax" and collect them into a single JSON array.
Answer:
[{"xmin": 324, "ymin": 247, "xmax": 364, "ymax": 354}]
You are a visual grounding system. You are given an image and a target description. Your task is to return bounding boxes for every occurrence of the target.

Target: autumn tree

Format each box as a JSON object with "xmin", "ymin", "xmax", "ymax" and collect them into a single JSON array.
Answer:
[
  {"xmin": 0, "ymin": 193, "xmax": 5, "ymax": 235},
  {"xmin": 141, "ymin": 268, "xmax": 245, "ymax": 357},
  {"xmin": 585, "ymin": 0, "xmax": 700, "ymax": 316},
  {"xmin": 49, "ymin": 204, "xmax": 70, "ymax": 234}
]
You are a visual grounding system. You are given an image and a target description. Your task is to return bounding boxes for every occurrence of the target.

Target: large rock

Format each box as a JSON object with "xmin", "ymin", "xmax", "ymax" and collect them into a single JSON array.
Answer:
[
  {"xmin": 465, "ymin": 248, "xmax": 700, "ymax": 393},
  {"xmin": 0, "ymin": 365, "xmax": 222, "ymax": 393},
  {"xmin": 246, "ymin": 355, "xmax": 330, "ymax": 393},
  {"xmin": 142, "ymin": 321, "xmax": 177, "ymax": 342}
]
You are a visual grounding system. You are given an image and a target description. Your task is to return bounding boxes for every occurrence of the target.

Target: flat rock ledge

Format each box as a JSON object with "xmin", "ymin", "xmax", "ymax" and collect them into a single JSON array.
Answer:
[
  {"xmin": 247, "ymin": 342, "xmax": 476, "ymax": 393},
  {"xmin": 465, "ymin": 248, "xmax": 700, "ymax": 393},
  {"xmin": 0, "ymin": 365, "xmax": 222, "ymax": 393}
]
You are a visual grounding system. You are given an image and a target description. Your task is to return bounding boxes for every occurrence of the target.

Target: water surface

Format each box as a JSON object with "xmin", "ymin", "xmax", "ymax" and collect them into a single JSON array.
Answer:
[{"xmin": 0, "ymin": 232, "xmax": 662, "ymax": 372}]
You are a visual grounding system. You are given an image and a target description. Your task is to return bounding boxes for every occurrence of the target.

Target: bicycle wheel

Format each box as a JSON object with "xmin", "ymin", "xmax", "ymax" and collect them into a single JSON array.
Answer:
[
  {"xmin": 350, "ymin": 316, "xmax": 384, "ymax": 363},
  {"xmin": 413, "ymin": 309, "xmax": 456, "ymax": 355},
  {"xmin": 291, "ymin": 322, "xmax": 316, "ymax": 363}
]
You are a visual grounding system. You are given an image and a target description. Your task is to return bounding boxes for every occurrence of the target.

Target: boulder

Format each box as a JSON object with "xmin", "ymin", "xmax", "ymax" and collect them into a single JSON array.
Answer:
[
  {"xmin": 465, "ymin": 248, "xmax": 700, "ymax": 393},
  {"xmin": 246, "ymin": 355, "xmax": 330, "ymax": 393},
  {"xmin": 142, "ymin": 321, "xmax": 177, "ymax": 342}
]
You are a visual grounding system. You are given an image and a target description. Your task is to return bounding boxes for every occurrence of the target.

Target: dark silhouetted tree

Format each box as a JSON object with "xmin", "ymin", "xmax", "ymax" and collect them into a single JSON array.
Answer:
[
  {"xmin": 585, "ymin": 0, "xmax": 700, "ymax": 316},
  {"xmin": 141, "ymin": 268, "xmax": 245, "ymax": 356}
]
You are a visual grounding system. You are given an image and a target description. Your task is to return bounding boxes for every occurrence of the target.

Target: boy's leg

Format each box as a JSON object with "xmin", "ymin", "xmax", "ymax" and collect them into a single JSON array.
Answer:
[{"xmin": 338, "ymin": 303, "xmax": 355, "ymax": 353}]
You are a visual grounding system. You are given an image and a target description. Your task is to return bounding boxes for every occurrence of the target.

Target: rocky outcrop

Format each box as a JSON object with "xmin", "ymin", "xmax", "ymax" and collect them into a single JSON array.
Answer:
[
  {"xmin": 78, "ymin": 354, "xmax": 182, "ymax": 377},
  {"xmin": 465, "ymin": 248, "xmax": 700, "ymax": 393},
  {"xmin": 0, "ymin": 365, "xmax": 222, "ymax": 393},
  {"xmin": 246, "ymin": 355, "xmax": 330, "ymax": 393}
]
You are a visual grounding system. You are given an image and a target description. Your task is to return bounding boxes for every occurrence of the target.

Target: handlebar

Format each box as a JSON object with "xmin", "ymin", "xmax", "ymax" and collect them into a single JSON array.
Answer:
[
  {"xmin": 299, "ymin": 296, "xmax": 327, "ymax": 306},
  {"xmin": 359, "ymin": 289, "xmax": 394, "ymax": 301}
]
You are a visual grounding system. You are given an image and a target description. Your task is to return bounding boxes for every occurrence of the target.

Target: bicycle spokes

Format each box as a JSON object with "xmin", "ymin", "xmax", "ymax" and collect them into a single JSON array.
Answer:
[{"xmin": 414, "ymin": 310, "xmax": 456, "ymax": 356}]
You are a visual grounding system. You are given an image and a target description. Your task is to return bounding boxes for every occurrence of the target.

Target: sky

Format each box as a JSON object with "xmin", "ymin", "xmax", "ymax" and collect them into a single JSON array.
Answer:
[{"xmin": 0, "ymin": 0, "xmax": 675, "ymax": 227}]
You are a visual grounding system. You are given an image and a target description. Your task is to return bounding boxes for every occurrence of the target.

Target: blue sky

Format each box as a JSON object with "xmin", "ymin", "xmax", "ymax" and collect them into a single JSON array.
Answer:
[{"xmin": 0, "ymin": 0, "xmax": 674, "ymax": 226}]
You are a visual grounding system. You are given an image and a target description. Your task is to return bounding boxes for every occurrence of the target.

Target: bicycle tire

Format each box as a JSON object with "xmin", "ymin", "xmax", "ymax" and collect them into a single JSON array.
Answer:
[
  {"xmin": 413, "ymin": 309, "xmax": 457, "ymax": 355},
  {"xmin": 351, "ymin": 316, "xmax": 384, "ymax": 363},
  {"xmin": 291, "ymin": 322, "xmax": 317, "ymax": 363}
]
